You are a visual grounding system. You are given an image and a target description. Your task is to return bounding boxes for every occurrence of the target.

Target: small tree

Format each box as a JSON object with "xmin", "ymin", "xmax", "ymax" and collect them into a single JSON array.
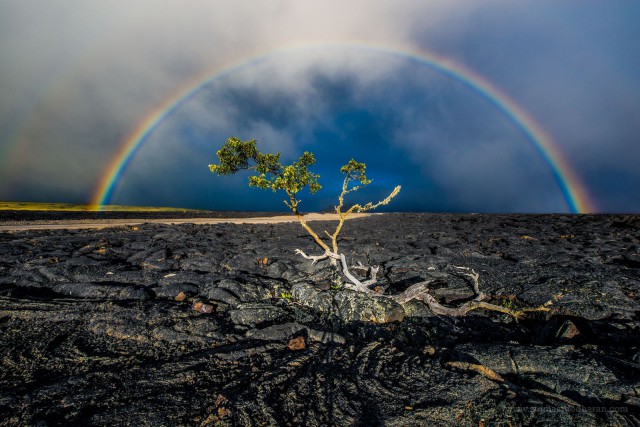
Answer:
[
  {"xmin": 209, "ymin": 137, "xmax": 399, "ymax": 265},
  {"xmin": 210, "ymin": 137, "xmax": 549, "ymax": 318}
]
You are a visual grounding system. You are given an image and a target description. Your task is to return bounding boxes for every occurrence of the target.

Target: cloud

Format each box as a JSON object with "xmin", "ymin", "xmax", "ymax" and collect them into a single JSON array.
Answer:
[
  {"xmin": 107, "ymin": 50, "xmax": 569, "ymax": 212},
  {"xmin": 409, "ymin": 1, "xmax": 640, "ymax": 212},
  {"xmin": 0, "ymin": 0, "xmax": 437, "ymax": 197},
  {"xmin": 0, "ymin": 1, "xmax": 638, "ymax": 212}
]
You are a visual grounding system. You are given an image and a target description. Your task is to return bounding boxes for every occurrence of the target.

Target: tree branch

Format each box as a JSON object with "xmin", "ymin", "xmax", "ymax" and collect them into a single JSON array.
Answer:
[
  {"xmin": 294, "ymin": 249, "xmax": 331, "ymax": 265},
  {"xmin": 295, "ymin": 249, "xmax": 550, "ymax": 319},
  {"xmin": 338, "ymin": 253, "xmax": 374, "ymax": 293},
  {"xmin": 452, "ymin": 266, "xmax": 486, "ymax": 301},
  {"xmin": 362, "ymin": 265, "xmax": 380, "ymax": 287}
]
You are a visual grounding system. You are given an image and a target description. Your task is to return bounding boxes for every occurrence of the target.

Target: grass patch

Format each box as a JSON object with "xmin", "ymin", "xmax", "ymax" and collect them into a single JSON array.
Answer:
[{"xmin": 0, "ymin": 201, "xmax": 200, "ymax": 212}]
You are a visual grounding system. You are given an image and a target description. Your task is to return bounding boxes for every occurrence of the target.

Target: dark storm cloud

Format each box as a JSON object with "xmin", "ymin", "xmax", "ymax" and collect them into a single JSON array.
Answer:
[
  {"xmin": 0, "ymin": 0, "xmax": 421, "ymax": 202},
  {"xmin": 410, "ymin": 1, "xmax": 640, "ymax": 212},
  {"xmin": 111, "ymin": 53, "xmax": 565, "ymax": 213}
]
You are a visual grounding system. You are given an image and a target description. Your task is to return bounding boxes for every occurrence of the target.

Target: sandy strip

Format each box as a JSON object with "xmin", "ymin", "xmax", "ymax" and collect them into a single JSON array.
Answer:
[{"xmin": 0, "ymin": 213, "xmax": 369, "ymax": 231}]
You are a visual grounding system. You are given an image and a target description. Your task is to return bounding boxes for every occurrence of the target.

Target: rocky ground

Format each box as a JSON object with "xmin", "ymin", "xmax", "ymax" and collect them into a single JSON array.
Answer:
[
  {"xmin": 0, "ymin": 209, "xmax": 283, "ymax": 222},
  {"xmin": 0, "ymin": 213, "xmax": 639, "ymax": 426}
]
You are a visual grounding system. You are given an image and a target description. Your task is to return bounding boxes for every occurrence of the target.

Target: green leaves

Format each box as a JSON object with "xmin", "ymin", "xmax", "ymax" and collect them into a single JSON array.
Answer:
[
  {"xmin": 255, "ymin": 152, "xmax": 282, "ymax": 175},
  {"xmin": 352, "ymin": 185, "xmax": 402, "ymax": 213},
  {"xmin": 210, "ymin": 136, "xmax": 401, "ymax": 254},
  {"xmin": 340, "ymin": 159, "xmax": 371, "ymax": 186},
  {"xmin": 209, "ymin": 138, "xmax": 322, "ymax": 207},
  {"xmin": 210, "ymin": 137, "xmax": 400, "ymax": 220},
  {"xmin": 248, "ymin": 174, "xmax": 273, "ymax": 190},
  {"xmin": 208, "ymin": 137, "xmax": 259, "ymax": 175},
  {"xmin": 273, "ymin": 153, "xmax": 321, "ymax": 194},
  {"xmin": 334, "ymin": 158, "xmax": 401, "ymax": 217}
]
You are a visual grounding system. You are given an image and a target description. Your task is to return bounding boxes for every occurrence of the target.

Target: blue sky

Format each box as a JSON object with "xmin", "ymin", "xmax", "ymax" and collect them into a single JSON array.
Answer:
[{"xmin": 1, "ymin": 1, "xmax": 639, "ymax": 213}]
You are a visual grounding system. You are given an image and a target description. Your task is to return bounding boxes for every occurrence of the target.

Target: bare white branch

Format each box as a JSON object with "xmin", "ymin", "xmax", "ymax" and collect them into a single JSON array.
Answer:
[
  {"xmin": 362, "ymin": 265, "xmax": 380, "ymax": 287},
  {"xmin": 295, "ymin": 249, "xmax": 544, "ymax": 319},
  {"xmin": 452, "ymin": 266, "xmax": 486, "ymax": 301},
  {"xmin": 338, "ymin": 253, "xmax": 373, "ymax": 293},
  {"xmin": 294, "ymin": 249, "xmax": 330, "ymax": 265}
]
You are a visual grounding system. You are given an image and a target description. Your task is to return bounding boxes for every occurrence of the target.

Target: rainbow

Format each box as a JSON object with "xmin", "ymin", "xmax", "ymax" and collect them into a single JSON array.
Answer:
[{"xmin": 90, "ymin": 42, "xmax": 595, "ymax": 213}]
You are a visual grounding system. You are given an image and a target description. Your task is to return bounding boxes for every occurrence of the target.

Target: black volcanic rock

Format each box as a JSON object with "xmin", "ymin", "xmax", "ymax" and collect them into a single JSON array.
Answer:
[
  {"xmin": 291, "ymin": 282, "xmax": 406, "ymax": 323},
  {"xmin": 52, "ymin": 282, "xmax": 151, "ymax": 300},
  {"xmin": 0, "ymin": 213, "xmax": 639, "ymax": 425}
]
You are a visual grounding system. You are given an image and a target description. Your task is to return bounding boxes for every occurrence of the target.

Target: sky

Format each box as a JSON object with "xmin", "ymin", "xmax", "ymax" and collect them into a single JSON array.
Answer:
[{"xmin": 1, "ymin": 1, "xmax": 639, "ymax": 213}]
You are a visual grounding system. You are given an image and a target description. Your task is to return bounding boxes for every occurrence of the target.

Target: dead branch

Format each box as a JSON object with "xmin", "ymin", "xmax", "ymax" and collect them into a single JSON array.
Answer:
[
  {"xmin": 451, "ymin": 266, "xmax": 486, "ymax": 301},
  {"xmin": 294, "ymin": 249, "xmax": 331, "ymax": 265},
  {"xmin": 295, "ymin": 248, "xmax": 551, "ymax": 319},
  {"xmin": 338, "ymin": 253, "xmax": 373, "ymax": 293}
]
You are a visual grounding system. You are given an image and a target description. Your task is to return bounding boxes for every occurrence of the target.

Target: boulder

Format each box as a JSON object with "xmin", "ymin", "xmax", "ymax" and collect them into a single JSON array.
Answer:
[
  {"xmin": 52, "ymin": 282, "xmax": 150, "ymax": 300},
  {"xmin": 291, "ymin": 283, "xmax": 405, "ymax": 323},
  {"xmin": 228, "ymin": 303, "xmax": 288, "ymax": 327}
]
